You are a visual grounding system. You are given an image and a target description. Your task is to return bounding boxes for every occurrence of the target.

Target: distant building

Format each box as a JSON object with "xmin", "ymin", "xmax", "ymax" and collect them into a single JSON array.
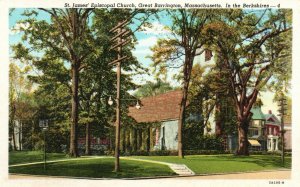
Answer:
[
  {"xmin": 264, "ymin": 110, "xmax": 281, "ymax": 151},
  {"xmin": 224, "ymin": 106, "xmax": 283, "ymax": 152},
  {"xmin": 248, "ymin": 106, "xmax": 267, "ymax": 151}
]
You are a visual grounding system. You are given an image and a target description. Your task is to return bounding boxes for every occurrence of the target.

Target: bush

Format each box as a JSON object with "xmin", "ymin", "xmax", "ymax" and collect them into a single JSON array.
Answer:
[
  {"xmin": 149, "ymin": 150, "xmax": 178, "ymax": 156},
  {"xmin": 103, "ymin": 149, "xmax": 231, "ymax": 156},
  {"xmin": 184, "ymin": 150, "xmax": 230, "ymax": 155},
  {"xmin": 184, "ymin": 134, "xmax": 225, "ymax": 150},
  {"xmin": 249, "ymin": 150, "xmax": 292, "ymax": 156},
  {"xmin": 78, "ymin": 144, "xmax": 107, "ymax": 155}
]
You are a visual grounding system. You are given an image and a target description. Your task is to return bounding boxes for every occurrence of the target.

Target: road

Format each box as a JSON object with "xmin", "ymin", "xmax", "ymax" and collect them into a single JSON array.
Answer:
[
  {"xmin": 164, "ymin": 170, "xmax": 291, "ymax": 179},
  {"xmin": 8, "ymin": 170, "xmax": 290, "ymax": 180}
]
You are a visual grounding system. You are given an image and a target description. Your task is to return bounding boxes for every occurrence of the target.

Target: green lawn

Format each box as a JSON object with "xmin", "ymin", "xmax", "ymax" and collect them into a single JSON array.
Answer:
[
  {"xmin": 9, "ymin": 152, "xmax": 291, "ymax": 178},
  {"xmin": 9, "ymin": 158, "xmax": 176, "ymax": 178},
  {"xmin": 133, "ymin": 155, "xmax": 291, "ymax": 174},
  {"xmin": 9, "ymin": 151, "xmax": 68, "ymax": 165}
]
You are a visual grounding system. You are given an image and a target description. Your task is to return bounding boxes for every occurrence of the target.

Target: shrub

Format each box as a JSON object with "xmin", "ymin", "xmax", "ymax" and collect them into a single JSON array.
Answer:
[
  {"xmin": 249, "ymin": 150, "xmax": 292, "ymax": 156},
  {"xmin": 184, "ymin": 134, "xmax": 225, "ymax": 150},
  {"xmin": 184, "ymin": 150, "xmax": 230, "ymax": 155},
  {"xmin": 149, "ymin": 150, "xmax": 178, "ymax": 156},
  {"xmin": 78, "ymin": 144, "xmax": 107, "ymax": 155}
]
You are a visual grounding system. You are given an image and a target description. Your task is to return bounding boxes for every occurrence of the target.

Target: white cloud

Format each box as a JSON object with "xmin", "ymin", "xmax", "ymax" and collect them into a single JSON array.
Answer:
[
  {"xmin": 10, "ymin": 22, "xmax": 30, "ymax": 35},
  {"xmin": 132, "ymin": 36, "xmax": 157, "ymax": 60},
  {"xmin": 136, "ymin": 36, "xmax": 158, "ymax": 48},
  {"xmin": 140, "ymin": 22, "xmax": 170, "ymax": 35}
]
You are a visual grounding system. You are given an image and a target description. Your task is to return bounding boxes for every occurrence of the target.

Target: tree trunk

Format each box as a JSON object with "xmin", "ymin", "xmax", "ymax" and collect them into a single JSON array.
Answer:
[
  {"xmin": 10, "ymin": 104, "xmax": 17, "ymax": 151},
  {"xmin": 19, "ymin": 121, "xmax": 22, "ymax": 151},
  {"xmin": 85, "ymin": 123, "xmax": 91, "ymax": 155},
  {"xmin": 178, "ymin": 53, "xmax": 194, "ymax": 158},
  {"xmin": 129, "ymin": 127, "xmax": 133, "ymax": 152},
  {"xmin": 149, "ymin": 127, "xmax": 154, "ymax": 150},
  {"xmin": 131, "ymin": 128, "xmax": 137, "ymax": 152},
  {"xmin": 141, "ymin": 129, "xmax": 145, "ymax": 151},
  {"xmin": 178, "ymin": 81, "xmax": 189, "ymax": 158},
  {"xmin": 11, "ymin": 122, "xmax": 17, "ymax": 151},
  {"xmin": 70, "ymin": 67, "xmax": 79, "ymax": 157},
  {"xmin": 120, "ymin": 127, "xmax": 124, "ymax": 152},
  {"xmin": 215, "ymin": 97, "xmax": 222, "ymax": 137},
  {"xmin": 108, "ymin": 131, "xmax": 113, "ymax": 151},
  {"xmin": 137, "ymin": 129, "xmax": 142, "ymax": 151},
  {"xmin": 126, "ymin": 128, "xmax": 131, "ymax": 152},
  {"xmin": 146, "ymin": 127, "xmax": 150, "ymax": 152},
  {"xmin": 136, "ymin": 129, "xmax": 140, "ymax": 150},
  {"xmin": 236, "ymin": 121, "xmax": 249, "ymax": 156}
]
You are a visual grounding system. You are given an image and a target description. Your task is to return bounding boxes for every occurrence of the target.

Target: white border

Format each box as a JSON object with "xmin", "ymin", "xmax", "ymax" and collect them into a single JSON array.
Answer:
[{"xmin": 1, "ymin": 0, "xmax": 300, "ymax": 187}]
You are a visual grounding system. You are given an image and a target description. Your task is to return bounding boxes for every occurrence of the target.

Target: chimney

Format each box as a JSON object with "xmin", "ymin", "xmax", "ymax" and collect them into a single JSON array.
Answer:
[{"xmin": 268, "ymin": 110, "xmax": 272, "ymax": 114}]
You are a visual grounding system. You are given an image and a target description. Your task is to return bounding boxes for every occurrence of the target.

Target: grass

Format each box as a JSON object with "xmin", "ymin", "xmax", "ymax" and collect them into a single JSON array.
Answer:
[
  {"xmin": 9, "ymin": 151, "xmax": 68, "ymax": 165},
  {"xmin": 9, "ymin": 158, "xmax": 176, "ymax": 178},
  {"xmin": 133, "ymin": 155, "xmax": 291, "ymax": 174},
  {"xmin": 9, "ymin": 151, "xmax": 291, "ymax": 178}
]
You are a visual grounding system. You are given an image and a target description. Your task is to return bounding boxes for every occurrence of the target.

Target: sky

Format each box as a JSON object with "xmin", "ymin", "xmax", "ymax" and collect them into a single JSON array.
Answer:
[{"xmin": 9, "ymin": 8, "xmax": 282, "ymax": 116}]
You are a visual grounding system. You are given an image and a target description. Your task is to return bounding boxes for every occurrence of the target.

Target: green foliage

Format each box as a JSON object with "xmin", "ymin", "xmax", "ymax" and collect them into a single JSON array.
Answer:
[
  {"xmin": 10, "ymin": 8, "xmax": 156, "ymax": 156},
  {"xmin": 201, "ymin": 9, "xmax": 292, "ymax": 155},
  {"xmin": 9, "ymin": 62, "xmax": 38, "ymax": 151},
  {"xmin": 183, "ymin": 134, "xmax": 225, "ymax": 150},
  {"xmin": 134, "ymin": 78, "xmax": 175, "ymax": 98}
]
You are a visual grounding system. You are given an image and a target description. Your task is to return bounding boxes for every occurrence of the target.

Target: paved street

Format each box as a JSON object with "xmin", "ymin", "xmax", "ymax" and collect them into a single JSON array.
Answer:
[
  {"xmin": 163, "ymin": 170, "xmax": 291, "ymax": 179},
  {"xmin": 8, "ymin": 170, "xmax": 290, "ymax": 180}
]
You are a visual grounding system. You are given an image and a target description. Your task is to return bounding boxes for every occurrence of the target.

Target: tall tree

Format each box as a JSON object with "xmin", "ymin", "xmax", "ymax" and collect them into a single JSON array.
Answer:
[
  {"xmin": 203, "ymin": 9, "xmax": 292, "ymax": 155},
  {"xmin": 151, "ymin": 10, "xmax": 212, "ymax": 158},
  {"xmin": 9, "ymin": 63, "xmax": 35, "ymax": 151},
  {"xmin": 12, "ymin": 9, "xmax": 94, "ymax": 157}
]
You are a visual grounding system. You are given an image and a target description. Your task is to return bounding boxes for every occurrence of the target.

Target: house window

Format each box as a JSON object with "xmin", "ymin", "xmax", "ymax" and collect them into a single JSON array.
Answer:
[
  {"xmin": 249, "ymin": 129, "xmax": 259, "ymax": 137},
  {"xmin": 268, "ymin": 127, "xmax": 271, "ymax": 135}
]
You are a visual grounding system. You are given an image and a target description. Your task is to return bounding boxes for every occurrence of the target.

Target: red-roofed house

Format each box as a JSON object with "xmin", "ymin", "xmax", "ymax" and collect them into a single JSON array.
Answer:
[
  {"xmin": 128, "ymin": 90, "xmax": 183, "ymax": 150},
  {"xmin": 264, "ymin": 110, "xmax": 281, "ymax": 151}
]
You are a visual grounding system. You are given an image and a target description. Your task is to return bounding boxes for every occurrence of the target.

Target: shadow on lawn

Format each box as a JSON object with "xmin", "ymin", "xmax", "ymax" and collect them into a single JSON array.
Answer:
[{"xmin": 9, "ymin": 158, "xmax": 176, "ymax": 178}]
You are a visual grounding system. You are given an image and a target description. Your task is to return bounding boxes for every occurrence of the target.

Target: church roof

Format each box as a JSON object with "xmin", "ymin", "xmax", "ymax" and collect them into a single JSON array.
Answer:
[{"xmin": 128, "ymin": 90, "xmax": 183, "ymax": 123}]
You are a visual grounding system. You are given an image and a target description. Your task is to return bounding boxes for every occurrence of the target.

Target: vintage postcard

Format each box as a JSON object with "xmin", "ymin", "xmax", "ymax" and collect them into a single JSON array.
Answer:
[{"xmin": 1, "ymin": 0, "xmax": 300, "ymax": 186}]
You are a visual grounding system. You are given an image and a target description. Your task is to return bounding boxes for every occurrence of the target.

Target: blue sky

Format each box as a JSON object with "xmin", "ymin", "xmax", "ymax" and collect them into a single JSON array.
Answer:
[
  {"xmin": 9, "ymin": 8, "xmax": 280, "ymax": 115},
  {"xmin": 9, "ymin": 9, "xmax": 174, "ymax": 83}
]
